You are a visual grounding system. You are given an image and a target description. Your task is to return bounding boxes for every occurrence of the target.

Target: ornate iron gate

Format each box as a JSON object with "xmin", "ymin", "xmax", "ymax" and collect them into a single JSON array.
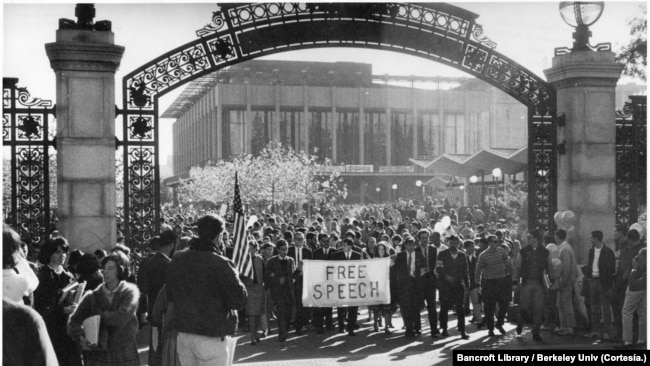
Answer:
[
  {"xmin": 615, "ymin": 95, "xmax": 647, "ymax": 228},
  {"xmin": 3, "ymin": 77, "xmax": 56, "ymax": 248},
  {"xmin": 122, "ymin": 2, "xmax": 558, "ymax": 248}
]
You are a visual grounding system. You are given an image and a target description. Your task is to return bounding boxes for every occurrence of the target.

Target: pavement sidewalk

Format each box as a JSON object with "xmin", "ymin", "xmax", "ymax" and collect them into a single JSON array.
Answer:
[{"xmin": 137, "ymin": 308, "xmax": 633, "ymax": 366}]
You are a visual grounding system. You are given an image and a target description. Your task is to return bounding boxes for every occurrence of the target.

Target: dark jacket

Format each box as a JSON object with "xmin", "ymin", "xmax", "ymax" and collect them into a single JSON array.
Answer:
[
  {"xmin": 166, "ymin": 237, "xmax": 247, "ymax": 338},
  {"xmin": 312, "ymin": 247, "xmax": 335, "ymax": 260},
  {"xmin": 466, "ymin": 253, "xmax": 479, "ymax": 289},
  {"xmin": 137, "ymin": 252, "xmax": 171, "ymax": 316},
  {"xmin": 415, "ymin": 244, "xmax": 438, "ymax": 283},
  {"xmin": 436, "ymin": 250, "xmax": 470, "ymax": 288},
  {"xmin": 68, "ymin": 282, "xmax": 140, "ymax": 353},
  {"xmin": 331, "ymin": 250, "xmax": 362, "ymax": 261},
  {"xmin": 265, "ymin": 255, "xmax": 296, "ymax": 303},
  {"xmin": 394, "ymin": 250, "xmax": 426, "ymax": 282},
  {"xmin": 516, "ymin": 245, "xmax": 549, "ymax": 285},
  {"xmin": 4, "ymin": 298, "xmax": 59, "ymax": 366},
  {"xmin": 586, "ymin": 244, "xmax": 616, "ymax": 290}
]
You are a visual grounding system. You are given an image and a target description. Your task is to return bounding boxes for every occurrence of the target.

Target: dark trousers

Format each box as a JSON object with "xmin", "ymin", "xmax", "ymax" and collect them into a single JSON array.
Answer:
[
  {"xmin": 313, "ymin": 307, "xmax": 333, "ymax": 330},
  {"xmin": 293, "ymin": 277, "xmax": 309, "ymax": 330},
  {"xmin": 400, "ymin": 280, "xmax": 422, "ymax": 334},
  {"xmin": 274, "ymin": 287, "xmax": 294, "ymax": 339},
  {"xmin": 439, "ymin": 283, "xmax": 466, "ymax": 333},
  {"xmin": 337, "ymin": 306, "xmax": 358, "ymax": 332},
  {"xmin": 483, "ymin": 277, "xmax": 509, "ymax": 330},
  {"xmin": 421, "ymin": 279, "xmax": 438, "ymax": 332}
]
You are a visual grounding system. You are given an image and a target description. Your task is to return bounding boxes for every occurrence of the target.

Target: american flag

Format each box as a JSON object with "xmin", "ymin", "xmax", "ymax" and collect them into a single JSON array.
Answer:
[{"xmin": 232, "ymin": 172, "xmax": 253, "ymax": 279}]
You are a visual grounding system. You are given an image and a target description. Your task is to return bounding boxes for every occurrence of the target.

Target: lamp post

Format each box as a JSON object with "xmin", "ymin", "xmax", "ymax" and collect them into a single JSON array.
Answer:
[
  {"xmin": 392, "ymin": 184, "xmax": 398, "ymax": 201},
  {"xmin": 416, "ymin": 179, "xmax": 424, "ymax": 199},
  {"xmin": 559, "ymin": 2, "xmax": 605, "ymax": 51},
  {"xmin": 376, "ymin": 187, "xmax": 381, "ymax": 202},
  {"xmin": 492, "ymin": 167, "xmax": 503, "ymax": 201}
]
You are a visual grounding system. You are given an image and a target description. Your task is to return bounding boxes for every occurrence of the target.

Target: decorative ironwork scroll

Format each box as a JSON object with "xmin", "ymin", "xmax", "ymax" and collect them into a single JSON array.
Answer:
[
  {"xmin": 615, "ymin": 95, "xmax": 647, "ymax": 228},
  {"xmin": 3, "ymin": 78, "xmax": 55, "ymax": 249},
  {"xmin": 123, "ymin": 2, "xmax": 557, "ymax": 249}
]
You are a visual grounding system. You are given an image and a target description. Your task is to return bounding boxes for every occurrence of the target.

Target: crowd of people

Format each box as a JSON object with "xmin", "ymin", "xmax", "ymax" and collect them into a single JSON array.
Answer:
[{"xmin": 3, "ymin": 200, "xmax": 647, "ymax": 366}]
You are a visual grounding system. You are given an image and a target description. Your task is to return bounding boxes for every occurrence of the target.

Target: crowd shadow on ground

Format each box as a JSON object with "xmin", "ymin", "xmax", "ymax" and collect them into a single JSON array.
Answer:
[{"xmin": 138, "ymin": 308, "xmax": 617, "ymax": 366}]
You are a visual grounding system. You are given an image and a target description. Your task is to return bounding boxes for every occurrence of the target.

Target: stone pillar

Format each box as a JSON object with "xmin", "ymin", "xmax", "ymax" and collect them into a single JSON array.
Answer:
[
  {"xmin": 45, "ymin": 6, "xmax": 124, "ymax": 252},
  {"xmin": 544, "ymin": 50, "xmax": 623, "ymax": 263}
]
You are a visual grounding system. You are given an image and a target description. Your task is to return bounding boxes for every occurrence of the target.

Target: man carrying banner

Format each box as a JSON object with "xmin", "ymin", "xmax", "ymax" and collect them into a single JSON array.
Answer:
[
  {"xmin": 312, "ymin": 236, "xmax": 335, "ymax": 334},
  {"xmin": 265, "ymin": 240, "xmax": 296, "ymax": 342},
  {"xmin": 331, "ymin": 238, "xmax": 362, "ymax": 336},
  {"xmin": 394, "ymin": 235, "xmax": 426, "ymax": 337}
]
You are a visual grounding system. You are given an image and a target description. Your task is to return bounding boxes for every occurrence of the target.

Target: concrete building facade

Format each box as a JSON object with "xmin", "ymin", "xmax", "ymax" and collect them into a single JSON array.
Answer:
[{"xmin": 162, "ymin": 60, "xmax": 528, "ymax": 202}]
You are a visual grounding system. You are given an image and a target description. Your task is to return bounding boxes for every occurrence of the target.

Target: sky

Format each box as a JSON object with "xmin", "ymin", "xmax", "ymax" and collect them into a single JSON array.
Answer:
[{"xmin": 2, "ymin": 1, "xmax": 646, "ymax": 160}]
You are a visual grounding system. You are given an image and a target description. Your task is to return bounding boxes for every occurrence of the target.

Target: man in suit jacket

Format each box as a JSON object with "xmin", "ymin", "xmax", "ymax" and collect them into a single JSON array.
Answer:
[
  {"xmin": 331, "ymin": 238, "xmax": 362, "ymax": 336},
  {"xmin": 138, "ymin": 230, "xmax": 176, "ymax": 366},
  {"xmin": 584, "ymin": 230, "xmax": 616, "ymax": 340},
  {"xmin": 264, "ymin": 239, "xmax": 296, "ymax": 342},
  {"xmin": 287, "ymin": 232, "xmax": 313, "ymax": 335},
  {"xmin": 436, "ymin": 235, "xmax": 470, "ymax": 339},
  {"xmin": 463, "ymin": 240, "xmax": 482, "ymax": 324},
  {"xmin": 312, "ymin": 238, "xmax": 335, "ymax": 334},
  {"xmin": 415, "ymin": 229, "xmax": 440, "ymax": 337},
  {"xmin": 394, "ymin": 235, "xmax": 426, "ymax": 337}
]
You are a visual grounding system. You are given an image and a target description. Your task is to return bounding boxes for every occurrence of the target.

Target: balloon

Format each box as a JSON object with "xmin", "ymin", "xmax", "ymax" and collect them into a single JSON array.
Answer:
[
  {"xmin": 433, "ymin": 222, "xmax": 445, "ymax": 234},
  {"xmin": 562, "ymin": 210, "xmax": 576, "ymax": 226},
  {"xmin": 554, "ymin": 211, "xmax": 564, "ymax": 227},
  {"xmin": 630, "ymin": 223, "xmax": 646, "ymax": 239},
  {"xmin": 441, "ymin": 216, "xmax": 451, "ymax": 229}
]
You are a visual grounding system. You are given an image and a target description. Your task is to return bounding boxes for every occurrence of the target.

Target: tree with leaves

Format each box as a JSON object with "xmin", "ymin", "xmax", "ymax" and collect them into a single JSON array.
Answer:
[
  {"xmin": 177, "ymin": 141, "xmax": 346, "ymax": 213},
  {"xmin": 616, "ymin": 5, "xmax": 647, "ymax": 81}
]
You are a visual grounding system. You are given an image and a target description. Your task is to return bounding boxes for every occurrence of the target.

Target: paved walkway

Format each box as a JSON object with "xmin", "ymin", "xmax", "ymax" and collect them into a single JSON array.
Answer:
[{"xmin": 137, "ymin": 308, "xmax": 625, "ymax": 366}]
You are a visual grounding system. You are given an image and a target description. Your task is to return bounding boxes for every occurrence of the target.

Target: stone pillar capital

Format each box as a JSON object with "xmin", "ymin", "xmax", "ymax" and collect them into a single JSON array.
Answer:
[
  {"xmin": 544, "ymin": 50, "xmax": 624, "ymax": 89},
  {"xmin": 45, "ymin": 30, "xmax": 124, "ymax": 73}
]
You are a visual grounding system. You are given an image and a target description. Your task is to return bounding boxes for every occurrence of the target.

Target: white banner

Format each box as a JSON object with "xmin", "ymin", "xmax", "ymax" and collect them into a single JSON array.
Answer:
[{"xmin": 302, "ymin": 258, "xmax": 391, "ymax": 307}]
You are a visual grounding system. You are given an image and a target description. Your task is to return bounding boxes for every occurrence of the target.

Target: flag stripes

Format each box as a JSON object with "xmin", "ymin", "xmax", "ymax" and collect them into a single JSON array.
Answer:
[{"xmin": 232, "ymin": 172, "xmax": 253, "ymax": 279}]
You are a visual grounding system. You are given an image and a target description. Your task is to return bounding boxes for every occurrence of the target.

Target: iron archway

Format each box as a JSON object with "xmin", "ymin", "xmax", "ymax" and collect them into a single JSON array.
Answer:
[{"xmin": 121, "ymin": 2, "xmax": 557, "ymax": 251}]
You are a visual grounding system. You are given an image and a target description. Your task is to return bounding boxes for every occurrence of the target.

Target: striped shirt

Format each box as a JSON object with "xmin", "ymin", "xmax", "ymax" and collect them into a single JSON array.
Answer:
[{"xmin": 475, "ymin": 247, "xmax": 511, "ymax": 283}]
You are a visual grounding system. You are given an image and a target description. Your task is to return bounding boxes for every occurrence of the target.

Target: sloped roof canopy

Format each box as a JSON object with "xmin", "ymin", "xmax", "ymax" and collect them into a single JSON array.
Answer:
[
  {"xmin": 410, "ymin": 146, "xmax": 527, "ymax": 177},
  {"xmin": 462, "ymin": 148, "xmax": 525, "ymax": 175}
]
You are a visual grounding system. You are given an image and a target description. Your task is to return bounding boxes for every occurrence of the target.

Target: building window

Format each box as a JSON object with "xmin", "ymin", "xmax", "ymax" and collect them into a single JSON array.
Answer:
[
  {"xmin": 417, "ymin": 113, "xmax": 440, "ymax": 159},
  {"xmin": 280, "ymin": 110, "xmax": 304, "ymax": 152},
  {"xmin": 251, "ymin": 109, "xmax": 273, "ymax": 155},
  {"xmin": 336, "ymin": 110, "xmax": 360, "ymax": 164},
  {"xmin": 456, "ymin": 114, "xmax": 466, "ymax": 154},
  {"xmin": 309, "ymin": 110, "xmax": 332, "ymax": 161},
  {"xmin": 443, "ymin": 113, "xmax": 457, "ymax": 154},
  {"xmin": 391, "ymin": 111, "xmax": 413, "ymax": 165},
  {"xmin": 364, "ymin": 111, "xmax": 386, "ymax": 167},
  {"xmin": 223, "ymin": 109, "xmax": 245, "ymax": 158}
]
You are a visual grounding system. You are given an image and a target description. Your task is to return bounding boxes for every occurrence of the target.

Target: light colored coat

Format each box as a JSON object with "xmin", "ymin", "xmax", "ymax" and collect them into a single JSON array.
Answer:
[{"xmin": 558, "ymin": 241, "xmax": 577, "ymax": 288}]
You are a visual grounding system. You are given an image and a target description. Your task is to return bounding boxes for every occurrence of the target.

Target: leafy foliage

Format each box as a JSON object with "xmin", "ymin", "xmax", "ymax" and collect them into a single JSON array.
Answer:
[
  {"xmin": 616, "ymin": 6, "xmax": 647, "ymax": 81},
  {"xmin": 177, "ymin": 141, "xmax": 346, "ymax": 210}
]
